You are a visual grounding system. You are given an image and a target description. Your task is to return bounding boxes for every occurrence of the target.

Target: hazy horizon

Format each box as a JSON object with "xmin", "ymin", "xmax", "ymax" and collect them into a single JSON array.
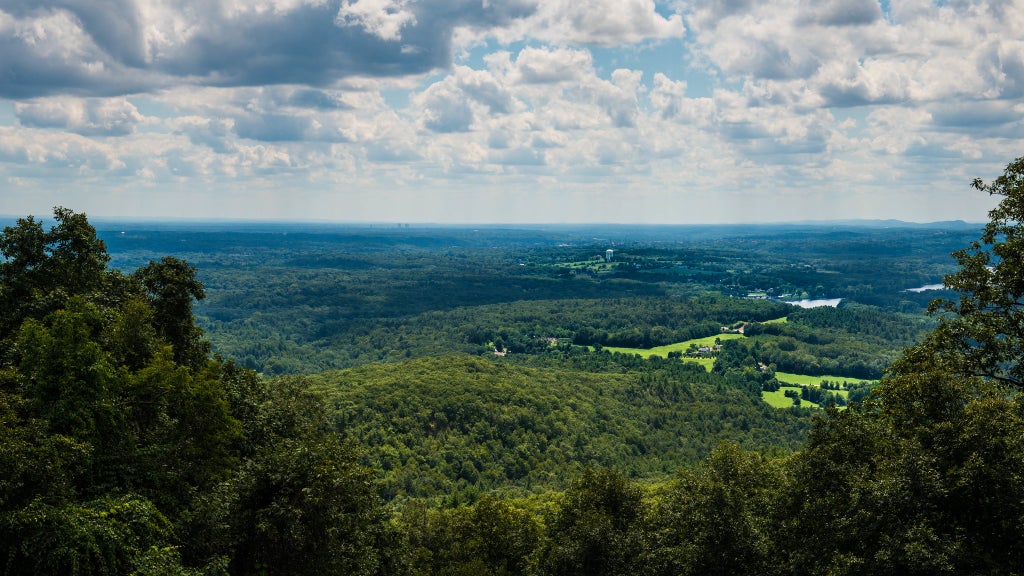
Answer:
[{"xmin": 0, "ymin": 213, "xmax": 986, "ymax": 231}]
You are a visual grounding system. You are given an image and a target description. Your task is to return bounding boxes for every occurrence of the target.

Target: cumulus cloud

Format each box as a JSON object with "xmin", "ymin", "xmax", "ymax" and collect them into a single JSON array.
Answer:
[
  {"xmin": 0, "ymin": 8, "xmax": 150, "ymax": 98},
  {"xmin": 683, "ymin": 0, "xmax": 1024, "ymax": 107},
  {"xmin": 336, "ymin": 0, "xmax": 417, "ymax": 41},
  {"xmin": 0, "ymin": 126, "xmax": 127, "ymax": 171},
  {"xmin": 233, "ymin": 114, "xmax": 314, "ymax": 142},
  {"xmin": 175, "ymin": 117, "xmax": 237, "ymax": 154},
  {"xmin": 521, "ymin": 0, "xmax": 684, "ymax": 46},
  {"xmin": 15, "ymin": 97, "xmax": 146, "ymax": 136},
  {"xmin": 504, "ymin": 47, "xmax": 647, "ymax": 130},
  {"xmin": 0, "ymin": 0, "xmax": 535, "ymax": 98},
  {"xmin": 798, "ymin": 0, "xmax": 882, "ymax": 27},
  {"xmin": 414, "ymin": 78, "xmax": 475, "ymax": 132},
  {"xmin": 511, "ymin": 47, "xmax": 595, "ymax": 85}
]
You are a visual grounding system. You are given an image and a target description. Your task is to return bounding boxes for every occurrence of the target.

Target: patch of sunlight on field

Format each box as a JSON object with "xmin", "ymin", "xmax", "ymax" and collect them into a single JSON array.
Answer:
[
  {"xmin": 684, "ymin": 357, "xmax": 716, "ymax": 371},
  {"xmin": 774, "ymin": 372, "xmax": 873, "ymax": 393},
  {"xmin": 762, "ymin": 388, "xmax": 821, "ymax": 409},
  {"xmin": 602, "ymin": 333, "xmax": 745, "ymax": 359}
]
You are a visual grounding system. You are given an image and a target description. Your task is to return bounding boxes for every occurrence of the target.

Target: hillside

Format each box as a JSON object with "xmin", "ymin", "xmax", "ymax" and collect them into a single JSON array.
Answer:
[{"xmin": 313, "ymin": 355, "xmax": 811, "ymax": 501}]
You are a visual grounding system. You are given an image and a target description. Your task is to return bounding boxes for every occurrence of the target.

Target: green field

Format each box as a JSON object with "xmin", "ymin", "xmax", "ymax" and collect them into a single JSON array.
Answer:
[
  {"xmin": 600, "ymin": 332, "xmax": 745, "ymax": 358},
  {"xmin": 684, "ymin": 357, "xmax": 716, "ymax": 371},
  {"xmin": 774, "ymin": 372, "xmax": 872, "ymax": 391},
  {"xmin": 585, "ymin": 323, "xmax": 874, "ymax": 410},
  {"xmin": 762, "ymin": 388, "xmax": 822, "ymax": 409},
  {"xmin": 594, "ymin": 318, "xmax": 791, "ymax": 370}
]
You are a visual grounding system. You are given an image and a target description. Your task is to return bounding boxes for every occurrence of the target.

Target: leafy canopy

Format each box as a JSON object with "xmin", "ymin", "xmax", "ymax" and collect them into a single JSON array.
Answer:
[{"xmin": 929, "ymin": 156, "xmax": 1024, "ymax": 386}]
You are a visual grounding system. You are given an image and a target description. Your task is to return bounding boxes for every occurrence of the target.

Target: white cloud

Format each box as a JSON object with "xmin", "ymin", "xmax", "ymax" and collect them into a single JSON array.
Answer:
[
  {"xmin": 527, "ymin": 0, "xmax": 684, "ymax": 46},
  {"xmin": 456, "ymin": 0, "xmax": 684, "ymax": 47},
  {"xmin": 0, "ymin": 126, "xmax": 127, "ymax": 171},
  {"xmin": 511, "ymin": 46, "xmax": 594, "ymax": 84},
  {"xmin": 15, "ymin": 97, "xmax": 147, "ymax": 136},
  {"xmin": 683, "ymin": 0, "xmax": 1024, "ymax": 107},
  {"xmin": 413, "ymin": 77, "xmax": 475, "ymax": 132},
  {"xmin": 335, "ymin": 0, "xmax": 417, "ymax": 41}
]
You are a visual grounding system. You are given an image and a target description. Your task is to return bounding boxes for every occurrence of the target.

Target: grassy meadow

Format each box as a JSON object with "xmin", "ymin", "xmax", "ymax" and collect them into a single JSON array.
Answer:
[{"xmin": 600, "ymin": 332, "xmax": 746, "ymax": 358}]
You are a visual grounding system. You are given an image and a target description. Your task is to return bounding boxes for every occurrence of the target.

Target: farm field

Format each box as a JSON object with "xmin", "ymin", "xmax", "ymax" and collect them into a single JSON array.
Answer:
[
  {"xmin": 774, "ymin": 372, "xmax": 873, "ymax": 390},
  {"xmin": 601, "ymin": 332, "xmax": 747, "ymax": 358},
  {"xmin": 762, "ymin": 388, "xmax": 822, "ymax": 409}
]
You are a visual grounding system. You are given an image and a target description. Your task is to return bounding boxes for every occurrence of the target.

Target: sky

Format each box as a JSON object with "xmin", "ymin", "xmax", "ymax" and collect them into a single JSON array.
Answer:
[{"xmin": 0, "ymin": 0, "xmax": 1022, "ymax": 224}]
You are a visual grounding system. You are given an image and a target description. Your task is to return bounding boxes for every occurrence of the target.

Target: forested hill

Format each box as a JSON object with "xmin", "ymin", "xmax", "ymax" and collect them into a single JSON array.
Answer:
[{"xmin": 313, "ymin": 355, "xmax": 810, "ymax": 501}]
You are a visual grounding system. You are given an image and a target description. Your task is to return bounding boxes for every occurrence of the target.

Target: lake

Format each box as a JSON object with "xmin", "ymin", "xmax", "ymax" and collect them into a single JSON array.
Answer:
[
  {"xmin": 786, "ymin": 298, "xmax": 843, "ymax": 308},
  {"xmin": 906, "ymin": 283, "xmax": 945, "ymax": 293}
]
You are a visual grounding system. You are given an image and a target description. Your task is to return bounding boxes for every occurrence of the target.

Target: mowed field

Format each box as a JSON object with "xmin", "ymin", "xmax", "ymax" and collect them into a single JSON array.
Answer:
[
  {"xmin": 591, "ymin": 318, "xmax": 878, "ymax": 410},
  {"xmin": 762, "ymin": 388, "xmax": 823, "ymax": 409},
  {"xmin": 774, "ymin": 372, "xmax": 872, "ymax": 389},
  {"xmin": 601, "ymin": 333, "xmax": 746, "ymax": 358}
]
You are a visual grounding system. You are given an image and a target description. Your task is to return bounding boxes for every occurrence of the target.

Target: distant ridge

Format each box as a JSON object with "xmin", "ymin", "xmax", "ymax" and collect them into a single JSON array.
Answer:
[{"xmin": 787, "ymin": 219, "xmax": 981, "ymax": 229}]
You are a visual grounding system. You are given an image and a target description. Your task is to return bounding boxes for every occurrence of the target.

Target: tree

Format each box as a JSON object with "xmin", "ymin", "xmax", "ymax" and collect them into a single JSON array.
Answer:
[
  {"xmin": 0, "ymin": 495, "xmax": 179, "ymax": 576},
  {"xmin": 134, "ymin": 257, "xmax": 210, "ymax": 368},
  {"xmin": 538, "ymin": 467, "xmax": 647, "ymax": 576},
  {"xmin": 0, "ymin": 209, "xmax": 390, "ymax": 575},
  {"xmin": 775, "ymin": 158, "xmax": 1024, "ymax": 574},
  {"xmin": 0, "ymin": 207, "xmax": 109, "ymax": 348},
  {"xmin": 212, "ymin": 377, "xmax": 386, "ymax": 576},
  {"xmin": 402, "ymin": 495, "xmax": 542, "ymax": 576},
  {"xmin": 651, "ymin": 441, "xmax": 784, "ymax": 576},
  {"xmin": 928, "ymin": 156, "xmax": 1024, "ymax": 387}
]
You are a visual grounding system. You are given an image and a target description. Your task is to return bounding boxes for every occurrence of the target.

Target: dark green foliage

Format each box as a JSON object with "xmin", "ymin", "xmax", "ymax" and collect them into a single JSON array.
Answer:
[
  {"xmin": 317, "ymin": 355, "xmax": 810, "ymax": 501},
  {"xmin": 927, "ymin": 156, "xmax": 1024, "ymax": 388},
  {"xmin": 403, "ymin": 495, "xmax": 542, "ymax": 576},
  {"xmin": 778, "ymin": 361, "xmax": 1024, "ymax": 575},
  {"xmin": 134, "ymin": 257, "xmax": 211, "ymax": 369},
  {"xmin": 799, "ymin": 385, "xmax": 846, "ymax": 407},
  {"xmin": 0, "ymin": 208, "xmax": 112, "ymax": 355},
  {"xmin": 537, "ymin": 468, "xmax": 647, "ymax": 576},
  {"xmin": 224, "ymin": 435, "xmax": 383, "ymax": 576},
  {"xmin": 2, "ymin": 495, "xmax": 175, "ymax": 576},
  {"xmin": 650, "ymin": 442, "xmax": 784, "ymax": 576},
  {"xmin": 0, "ymin": 209, "xmax": 388, "ymax": 576}
]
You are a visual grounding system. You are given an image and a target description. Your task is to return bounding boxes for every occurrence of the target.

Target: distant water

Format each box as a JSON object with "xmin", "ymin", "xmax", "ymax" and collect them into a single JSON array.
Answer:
[
  {"xmin": 786, "ymin": 298, "xmax": 842, "ymax": 308},
  {"xmin": 906, "ymin": 283, "xmax": 945, "ymax": 293}
]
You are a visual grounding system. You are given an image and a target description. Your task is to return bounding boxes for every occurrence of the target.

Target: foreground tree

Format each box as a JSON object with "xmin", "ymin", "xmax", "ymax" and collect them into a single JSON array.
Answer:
[
  {"xmin": 0, "ymin": 208, "xmax": 111, "ymax": 351},
  {"xmin": 538, "ymin": 467, "xmax": 647, "ymax": 576},
  {"xmin": 651, "ymin": 441, "xmax": 785, "ymax": 576},
  {"xmin": 777, "ymin": 157, "xmax": 1024, "ymax": 574},
  {"xmin": 0, "ymin": 208, "xmax": 388, "ymax": 575},
  {"xmin": 928, "ymin": 155, "xmax": 1024, "ymax": 387}
]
